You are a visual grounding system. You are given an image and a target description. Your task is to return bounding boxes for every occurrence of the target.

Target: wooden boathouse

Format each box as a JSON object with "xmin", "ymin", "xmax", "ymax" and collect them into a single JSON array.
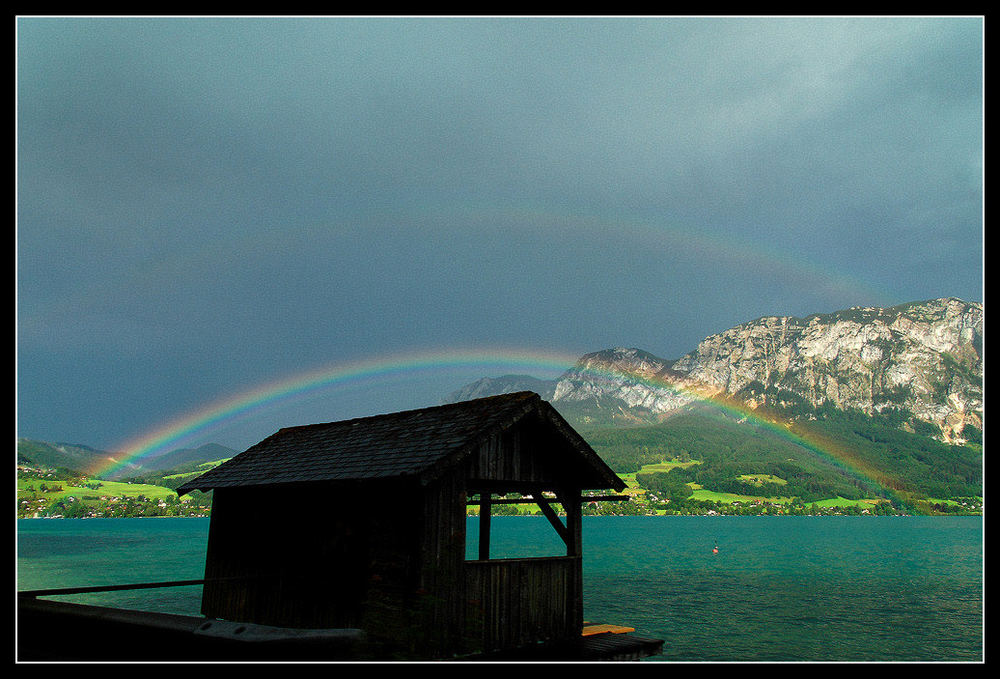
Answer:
[{"xmin": 171, "ymin": 391, "xmax": 657, "ymax": 660}]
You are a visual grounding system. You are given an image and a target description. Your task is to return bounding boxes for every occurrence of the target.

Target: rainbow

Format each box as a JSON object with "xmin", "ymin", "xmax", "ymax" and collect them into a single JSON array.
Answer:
[
  {"xmin": 95, "ymin": 346, "xmax": 904, "ymax": 502},
  {"xmin": 549, "ymin": 357, "xmax": 905, "ymax": 501},
  {"xmin": 94, "ymin": 347, "xmax": 581, "ymax": 478}
]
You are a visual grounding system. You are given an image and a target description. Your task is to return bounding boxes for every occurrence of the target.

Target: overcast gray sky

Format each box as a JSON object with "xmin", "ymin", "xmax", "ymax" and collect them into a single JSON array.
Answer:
[{"xmin": 16, "ymin": 16, "xmax": 983, "ymax": 454}]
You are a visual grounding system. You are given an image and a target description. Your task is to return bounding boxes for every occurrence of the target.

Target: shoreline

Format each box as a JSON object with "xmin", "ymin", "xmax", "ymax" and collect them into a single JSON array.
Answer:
[{"xmin": 16, "ymin": 513, "xmax": 983, "ymax": 521}]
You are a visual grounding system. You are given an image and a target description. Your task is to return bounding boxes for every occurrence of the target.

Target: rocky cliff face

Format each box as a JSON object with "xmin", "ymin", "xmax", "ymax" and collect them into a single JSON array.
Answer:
[
  {"xmin": 669, "ymin": 297, "xmax": 983, "ymax": 440},
  {"xmin": 446, "ymin": 374, "xmax": 557, "ymax": 402},
  {"xmin": 552, "ymin": 348, "xmax": 706, "ymax": 415}
]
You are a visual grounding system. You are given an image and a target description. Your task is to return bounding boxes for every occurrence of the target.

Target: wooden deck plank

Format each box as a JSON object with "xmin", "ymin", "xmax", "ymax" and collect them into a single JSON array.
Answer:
[{"xmin": 582, "ymin": 623, "xmax": 636, "ymax": 636}]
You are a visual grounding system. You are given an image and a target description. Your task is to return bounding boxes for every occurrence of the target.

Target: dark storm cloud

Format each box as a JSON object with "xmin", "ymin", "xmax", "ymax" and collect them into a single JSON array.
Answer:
[{"xmin": 16, "ymin": 16, "xmax": 983, "ymax": 449}]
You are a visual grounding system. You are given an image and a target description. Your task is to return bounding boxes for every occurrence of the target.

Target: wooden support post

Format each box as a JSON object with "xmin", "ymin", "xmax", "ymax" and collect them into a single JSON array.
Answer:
[
  {"xmin": 478, "ymin": 494, "xmax": 491, "ymax": 561},
  {"xmin": 557, "ymin": 487, "xmax": 584, "ymax": 632},
  {"xmin": 561, "ymin": 490, "xmax": 582, "ymax": 558}
]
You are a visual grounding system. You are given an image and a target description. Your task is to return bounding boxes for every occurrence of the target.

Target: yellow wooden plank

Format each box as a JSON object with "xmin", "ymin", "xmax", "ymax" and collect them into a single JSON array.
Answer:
[{"xmin": 581, "ymin": 624, "xmax": 636, "ymax": 636}]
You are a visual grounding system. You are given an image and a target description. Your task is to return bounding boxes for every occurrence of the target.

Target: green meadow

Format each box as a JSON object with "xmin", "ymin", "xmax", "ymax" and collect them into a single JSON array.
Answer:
[
  {"xmin": 623, "ymin": 461, "xmax": 894, "ymax": 511},
  {"xmin": 17, "ymin": 478, "xmax": 177, "ymax": 503}
]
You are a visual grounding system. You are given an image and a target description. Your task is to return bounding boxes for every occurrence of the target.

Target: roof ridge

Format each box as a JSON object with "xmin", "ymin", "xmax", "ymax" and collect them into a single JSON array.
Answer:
[{"xmin": 273, "ymin": 391, "xmax": 541, "ymax": 434}]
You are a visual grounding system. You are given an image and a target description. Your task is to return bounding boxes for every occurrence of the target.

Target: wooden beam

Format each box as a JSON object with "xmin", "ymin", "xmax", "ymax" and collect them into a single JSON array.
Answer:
[
  {"xmin": 466, "ymin": 496, "xmax": 543, "ymax": 505},
  {"xmin": 466, "ymin": 489, "xmax": 630, "ymax": 563},
  {"xmin": 467, "ymin": 480, "xmax": 622, "ymax": 496},
  {"xmin": 535, "ymin": 496, "xmax": 569, "ymax": 546},
  {"xmin": 465, "ymin": 494, "xmax": 630, "ymax": 505}
]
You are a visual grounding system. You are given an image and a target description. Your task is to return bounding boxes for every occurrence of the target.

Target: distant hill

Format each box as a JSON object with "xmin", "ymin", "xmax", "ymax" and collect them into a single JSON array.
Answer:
[
  {"xmin": 138, "ymin": 443, "xmax": 240, "ymax": 475},
  {"xmin": 17, "ymin": 439, "xmax": 239, "ymax": 480},
  {"xmin": 16, "ymin": 439, "xmax": 109, "ymax": 475}
]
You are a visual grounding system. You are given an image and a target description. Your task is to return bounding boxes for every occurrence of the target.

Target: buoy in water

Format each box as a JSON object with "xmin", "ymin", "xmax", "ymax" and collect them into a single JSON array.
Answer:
[{"xmin": 712, "ymin": 545, "xmax": 719, "ymax": 554}]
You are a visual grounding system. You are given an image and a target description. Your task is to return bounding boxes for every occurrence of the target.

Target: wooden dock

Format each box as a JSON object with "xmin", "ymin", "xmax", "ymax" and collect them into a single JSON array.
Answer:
[
  {"xmin": 576, "ymin": 629, "xmax": 664, "ymax": 661},
  {"xmin": 18, "ymin": 594, "xmax": 662, "ymax": 662}
]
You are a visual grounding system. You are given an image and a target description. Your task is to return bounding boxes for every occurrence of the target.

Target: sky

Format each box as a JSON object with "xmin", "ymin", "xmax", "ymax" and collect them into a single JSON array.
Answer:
[{"xmin": 16, "ymin": 16, "xmax": 984, "ymax": 457}]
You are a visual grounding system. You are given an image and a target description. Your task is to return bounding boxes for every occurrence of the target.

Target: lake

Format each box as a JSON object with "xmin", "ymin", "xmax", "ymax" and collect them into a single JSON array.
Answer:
[{"xmin": 17, "ymin": 515, "xmax": 983, "ymax": 662}]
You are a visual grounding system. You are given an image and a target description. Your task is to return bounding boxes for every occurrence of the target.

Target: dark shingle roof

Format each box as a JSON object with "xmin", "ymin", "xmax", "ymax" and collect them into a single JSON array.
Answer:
[{"xmin": 176, "ymin": 391, "xmax": 622, "ymax": 494}]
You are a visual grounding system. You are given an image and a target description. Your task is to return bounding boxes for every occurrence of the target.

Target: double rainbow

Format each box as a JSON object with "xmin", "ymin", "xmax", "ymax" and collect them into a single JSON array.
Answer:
[{"xmin": 95, "ymin": 345, "xmax": 903, "ymax": 503}]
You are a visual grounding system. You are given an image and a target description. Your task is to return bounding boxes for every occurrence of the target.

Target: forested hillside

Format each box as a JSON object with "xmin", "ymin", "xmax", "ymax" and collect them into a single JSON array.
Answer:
[{"xmin": 581, "ymin": 403, "xmax": 982, "ymax": 509}]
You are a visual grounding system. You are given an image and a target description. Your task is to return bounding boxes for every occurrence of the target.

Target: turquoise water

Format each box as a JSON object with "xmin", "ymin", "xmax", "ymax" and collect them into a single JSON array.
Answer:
[{"xmin": 17, "ymin": 516, "xmax": 983, "ymax": 662}]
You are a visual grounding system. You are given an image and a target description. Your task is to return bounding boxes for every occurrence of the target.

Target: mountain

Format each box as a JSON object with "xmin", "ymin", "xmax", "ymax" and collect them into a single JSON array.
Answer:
[
  {"xmin": 550, "ymin": 347, "xmax": 711, "ymax": 426},
  {"xmin": 450, "ymin": 297, "xmax": 984, "ymax": 442},
  {"xmin": 671, "ymin": 297, "xmax": 983, "ymax": 441},
  {"xmin": 446, "ymin": 374, "xmax": 557, "ymax": 403},
  {"xmin": 442, "ymin": 298, "xmax": 983, "ymax": 509}
]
